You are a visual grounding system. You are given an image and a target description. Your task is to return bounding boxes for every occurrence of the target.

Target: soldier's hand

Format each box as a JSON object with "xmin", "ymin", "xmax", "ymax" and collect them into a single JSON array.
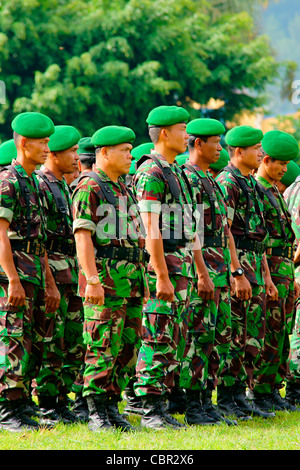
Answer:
[
  {"xmin": 266, "ymin": 279, "xmax": 278, "ymax": 301},
  {"xmin": 197, "ymin": 274, "xmax": 215, "ymax": 301},
  {"xmin": 156, "ymin": 275, "xmax": 174, "ymax": 303},
  {"xmin": 230, "ymin": 275, "xmax": 235, "ymax": 296},
  {"xmin": 45, "ymin": 281, "xmax": 61, "ymax": 314},
  {"xmin": 8, "ymin": 279, "xmax": 26, "ymax": 307},
  {"xmin": 85, "ymin": 283, "xmax": 105, "ymax": 306},
  {"xmin": 294, "ymin": 281, "xmax": 300, "ymax": 300},
  {"xmin": 234, "ymin": 275, "xmax": 252, "ymax": 300}
]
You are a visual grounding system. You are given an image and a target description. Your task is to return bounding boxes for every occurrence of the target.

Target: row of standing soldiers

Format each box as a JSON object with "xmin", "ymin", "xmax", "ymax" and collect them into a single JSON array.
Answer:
[{"xmin": 0, "ymin": 106, "xmax": 300, "ymax": 432}]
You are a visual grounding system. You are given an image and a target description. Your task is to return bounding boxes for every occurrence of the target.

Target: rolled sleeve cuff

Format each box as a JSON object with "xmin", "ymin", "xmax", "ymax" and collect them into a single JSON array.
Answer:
[
  {"xmin": 0, "ymin": 207, "xmax": 14, "ymax": 224},
  {"xmin": 138, "ymin": 199, "xmax": 161, "ymax": 214},
  {"xmin": 227, "ymin": 207, "xmax": 235, "ymax": 222},
  {"xmin": 73, "ymin": 218, "xmax": 97, "ymax": 235}
]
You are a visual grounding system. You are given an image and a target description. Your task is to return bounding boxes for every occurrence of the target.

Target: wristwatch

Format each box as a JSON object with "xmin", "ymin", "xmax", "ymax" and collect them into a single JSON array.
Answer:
[
  {"xmin": 232, "ymin": 267, "xmax": 244, "ymax": 278},
  {"xmin": 86, "ymin": 275, "xmax": 100, "ymax": 285}
]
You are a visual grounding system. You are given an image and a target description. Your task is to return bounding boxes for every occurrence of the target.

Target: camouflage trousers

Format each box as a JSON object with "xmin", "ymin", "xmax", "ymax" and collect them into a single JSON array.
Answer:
[
  {"xmin": 0, "ymin": 281, "xmax": 46, "ymax": 401},
  {"xmin": 286, "ymin": 297, "xmax": 300, "ymax": 384},
  {"xmin": 219, "ymin": 283, "xmax": 266, "ymax": 389},
  {"xmin": 83, "ymin": 295, "xmax": 143, "ymax": 398},
  {"xmin": 179, "ymin": 283, "xmax": 231, "ymax": 392},
  {"xmin": 134, "ymin": 273, "xmax": 192, "ymax": 398},
  {"xmin": 253, "ymin": 275, "xmax": 295, "ymax": 394},
  {"xmin": 34, "ymin": 283, "xmax": 85, "ymax": 398}
]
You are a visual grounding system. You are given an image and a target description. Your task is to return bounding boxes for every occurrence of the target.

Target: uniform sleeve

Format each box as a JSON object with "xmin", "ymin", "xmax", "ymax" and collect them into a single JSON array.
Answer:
[
  {"xmin": 72, "ymin": 184, "xmax": 98, "ymax": 235},
  {"xmin": 134, "ymin": 172, "xmax": 165, "ymax": 214},
  {"xmin": 0, "ymin": 177, "xmax": 16, "ymax": 223}
]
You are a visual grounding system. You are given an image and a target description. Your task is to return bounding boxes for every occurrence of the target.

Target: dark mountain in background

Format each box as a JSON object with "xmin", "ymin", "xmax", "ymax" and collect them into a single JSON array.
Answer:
[{"xmin": 260, "ymin": 0, "xmax": 300, "ymax": 116}]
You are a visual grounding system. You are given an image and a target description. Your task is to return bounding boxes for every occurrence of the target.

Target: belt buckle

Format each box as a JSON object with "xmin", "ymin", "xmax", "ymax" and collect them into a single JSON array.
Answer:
[
  {"xmin": 35, "ymin": 242, "xmax": 40, "ymax": 256},
  {"xmin": 266, "ymin": 247, "xmax": 272, "ymax": 256}
]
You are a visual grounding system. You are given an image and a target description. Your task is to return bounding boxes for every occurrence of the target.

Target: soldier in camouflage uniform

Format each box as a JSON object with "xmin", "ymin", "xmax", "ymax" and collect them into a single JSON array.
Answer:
[
  {"xmin": 179, "ymin": 118, "xmax": 234, "ymax": 426},
  {"xmin": 283, "ymin": 159, "xmax": 300, "ymax": 406},
  {"xmin": 34, "ymin": 125, "xmax": 86, "ymax": 425},
  {"xmin": 0, "ymin": 112, "xmax": 60, "ymax": 432},
  {"xmin": 216, "ymin": 125, "xmax": 278, "ymax": 420},
  {"xmin": 277, "ymin": 160, "xmax": 300, "ymax": 195},
  {"xmin": 72, "ymin": 125, "xmax": 148, "ymax": 433},
  {"xmin": 132, "ymin": 106, "xmax": 200, "ymax": 429},
  {"xmin": 251, "ymin": 130, "xmax": 300, "ymax": 412},
  {"xmin": 69, "ymin": 137, "xmax": 96, "ymax": 192}
]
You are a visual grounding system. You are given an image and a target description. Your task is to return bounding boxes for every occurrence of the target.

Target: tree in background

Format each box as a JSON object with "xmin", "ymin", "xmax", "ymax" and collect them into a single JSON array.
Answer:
[{"xmin": 0, "ymin": 0, "xmax": 279, "ymax": 143}]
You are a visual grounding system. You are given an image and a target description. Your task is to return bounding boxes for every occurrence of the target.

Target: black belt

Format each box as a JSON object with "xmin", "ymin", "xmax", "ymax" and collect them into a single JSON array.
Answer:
[
  {"xmin": 234, "ymin": 236, "xmax": 266, "ymax": 254},
  {"xmin": 203, "ymin": 234, "xmax": 229, "ymax": 249},
  {"xmin": 46, "ymin": 238, "xmax": 76, "ymax": 256},
  {"xmin": 10, "ymin": 239, "xmax": 46, "ymax": 256},
  {"xmin": 96, "ymin": 245, "xmax": 149, "ymax": 264},
  {"xmin": 266, "ymin": 245, "xmax": 294, "ymax": 260}
]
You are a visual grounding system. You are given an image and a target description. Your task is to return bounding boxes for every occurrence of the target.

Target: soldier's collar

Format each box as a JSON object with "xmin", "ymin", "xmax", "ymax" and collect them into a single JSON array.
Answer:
[
  {"xmin": 150, "ymin": 149, "xmax": 175, "ymax": 168},
  {"xmin": 256, "ymin": 174, "xmax": 273, "ymax": 189},
  {"xmin": 185, "ymin": 160, "xmax": 206, "ymax": 178}
]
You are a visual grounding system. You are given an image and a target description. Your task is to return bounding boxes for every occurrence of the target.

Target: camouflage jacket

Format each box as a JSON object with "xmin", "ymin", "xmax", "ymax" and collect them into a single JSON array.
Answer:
[
  {"xmin": 132, "ymin": 151, "xmax": 195, "ymax": 279},
  {"xmin": 256, "ymin": 175, "xmax": 295, "ymax": 280},
  {"xmin": 182, "ymin": 161, "xmax": 231, "ymax": 287},
  {"xmin": 216, "ymin": 162, "xmax": 268, "ymax": 285},
  {"xmin": 37, "ymin": 167, "xmax": 78, "ymax": 285},
  {"xmin": 284, "ymin": 177, "xmax": 300, "ymax": 282},
  {"xmin": 72, "ymin": 166, "xmax": 147, "ymax": 298},
  {"xmin": 0, "ymin": 159, "xmax": 46, "ymax": 286}
]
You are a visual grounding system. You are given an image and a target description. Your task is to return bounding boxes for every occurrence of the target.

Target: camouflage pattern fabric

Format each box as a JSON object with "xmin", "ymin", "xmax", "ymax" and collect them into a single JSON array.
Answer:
[
  {"xmin": 216, "ymin": 163, "xmax": 267, "ymax": 389},
  {"xmin": 132, "ymin": 151, "xmax": 195, "ymax": 279},
  {"xmin": 216, "ymin": 162, "xmax": 268, "ymax": 286},
  {"xmin": 0, "ymin": 281, "xmax": 46, "ymax": 401},
  {"xmin": 179, "ymin": 162, "xmax": 231, "ymax": 392},
  {"xmin": 34, "ymin": 167, "xmax": 85, "ymax": 398},
  {"xmin": 284, "ymin": 180, "xmax": 300, "ymax": 384},
  {"xmin": 73, "ymin": 167, "xmax": 148, "ymax": 299},
  {"xmin": 0, "ymin": 159, "xmax": 47, "ymax": 286},
  {"xmin": 134, "ymin": 273, "xmax": 192, "ymax": 397},
  {"xmin": 132, "ymin": 152, "xmax": 195, "ymax": 397},
  {"xmin": 180, "ymin": 284, "xmax": 231, "ymax": 391},
  {"xmin": 251, "ymin": 176, "xmax": 296, "ymax": 394},
  {"xmin": 34, "ymin": 283, "xmax": 85, "ymax": 397},
  {"xmin": 37, "ymin": 167, "xmax": 78, "ymax": 285},
  {"xmin": 78, "ymin": 295, "xmax": 143, "ymax": 397},
  {"xmin": 72, "ymin": 166, "xmax": 146, "ymax": 397}
]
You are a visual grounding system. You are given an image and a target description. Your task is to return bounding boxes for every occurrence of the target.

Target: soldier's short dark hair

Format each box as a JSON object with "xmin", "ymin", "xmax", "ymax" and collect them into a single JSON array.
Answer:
[{"xmin": 188, "ymin": 135, "xmax": 208, "ymax": 150}]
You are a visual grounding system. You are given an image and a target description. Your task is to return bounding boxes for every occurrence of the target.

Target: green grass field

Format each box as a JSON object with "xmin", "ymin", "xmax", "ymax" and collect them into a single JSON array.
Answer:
[{"xmin": 1, "ymin": 397, "xmax": 300, "ymax": 451}]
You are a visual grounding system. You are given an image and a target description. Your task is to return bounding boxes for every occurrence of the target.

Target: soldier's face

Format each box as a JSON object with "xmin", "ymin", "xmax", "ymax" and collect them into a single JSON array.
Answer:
[
  {"xmin": 199, "ymin": 135, "xmax": 222, "ymax": 164},
  {"xmin": 264, "ymin": 157, "xmax": 289, "ymax": 182},
  {"xmin": 24, "ymin": 137, "xmax": 50, "ymax": 165},
  {"xmin": 106, "ymin": 143, "xmax": 133, "ymax": 175},
  {"xmin": 165, "ymin": 123, "xmax": 189, "ymax": 154},
  {"xmin": 242, "ymin": 143, "xmax": 263, "ymax": 170},
  {"xmin": 55, "ymin": 145, "xmax": 79, "ymax": 174}
]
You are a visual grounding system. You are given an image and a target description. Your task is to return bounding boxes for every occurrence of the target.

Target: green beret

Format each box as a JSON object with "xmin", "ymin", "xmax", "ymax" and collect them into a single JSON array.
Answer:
[
  {"xmin": 175, "ymin": 153, "xmax": 189, "ymax": 166},
  {"xmin": 92, "ymin": 126, "xmax": 135, "ymax": 147},
  {"xmin": 11, "ymin": 112, "xmax": 55, "ymax": 138},
  {"xmin": 187, "ymin": 118, "xmax": 225, "ymax": 136},
  {"xmin": 78, "ymin": 137, "xmax": 95, "ymax": 155},
  {"xmin": 0, "ymin": 139, "xmax": 17, "ymax": 166},
  {"xmin": 262, "ymin": 130, "xmax": 299, "ymax": 162},
  {"xmin": 281, "ymin": 160, "xmax": 300, "ymax": 187},
  {"xmin": 225, "ymin": 125, "xmax": 263, "ymax": 148},
  {"xmin": 146, "ymin": 106, "xmax": 190, "ymax": 127},
  {"xmin": 131, "ymin": 142, "xmax": 154, "ymax": 159},
  {"xmin": 49, "ymin": 125, "xmax": 81, "ymax": 152},
  {"xmin": 209, "ymin": 148, "xmax": 230, "ymax": 171}
]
